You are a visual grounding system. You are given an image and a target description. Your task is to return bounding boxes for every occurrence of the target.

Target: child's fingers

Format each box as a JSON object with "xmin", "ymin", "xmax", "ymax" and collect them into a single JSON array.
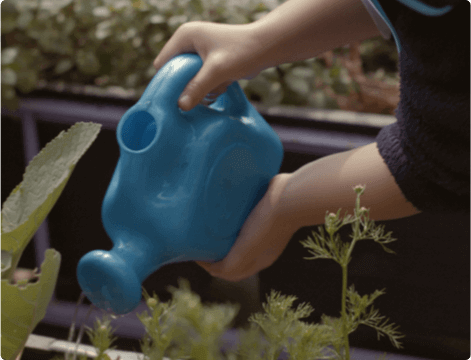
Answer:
[
  {"xmin": 177, "ymin": 59, "xmax": 232, "ymax": 111},
  {"xmin": 178, "ymin": 74, "xmax": 231, "ymax": 111}
]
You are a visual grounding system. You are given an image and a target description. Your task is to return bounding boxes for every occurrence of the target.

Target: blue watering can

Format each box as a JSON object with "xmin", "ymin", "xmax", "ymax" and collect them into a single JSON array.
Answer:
[{"xmin": 77, "ymin": 53, "xmax": 283, "ymax": 314}]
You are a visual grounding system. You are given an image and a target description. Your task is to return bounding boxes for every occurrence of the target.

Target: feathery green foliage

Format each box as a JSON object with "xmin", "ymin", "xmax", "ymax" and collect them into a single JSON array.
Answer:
[
  {"xmin": 85, "ymin": 315, "xmax": 118, "ymax": 360},
  {"xmin": 300, "ymin": 185, "xmax": 404, "ymax": 359},
  {"xmin": 50, "ymin": 186, "xmax": 402, "ymax": 360}
]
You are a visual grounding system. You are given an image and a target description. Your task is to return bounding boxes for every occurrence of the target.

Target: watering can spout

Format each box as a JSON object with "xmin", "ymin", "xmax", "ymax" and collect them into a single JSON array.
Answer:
[
  {"xmin": 77, "ymin": 233, "xmax": 169, "ymax": 314},
  {"xmin": 77, "ymin": 53, "xmax": 284, "ymax": 314},
  {"xmin": 77, "ymin": 249, "xmax": 141, "ymax": 314}
]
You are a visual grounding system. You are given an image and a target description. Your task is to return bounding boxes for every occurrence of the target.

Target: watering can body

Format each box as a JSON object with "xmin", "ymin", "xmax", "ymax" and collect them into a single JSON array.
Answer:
[{"xmin": 77, "ymin": 54, "xmax": 283, "ymax": 314}]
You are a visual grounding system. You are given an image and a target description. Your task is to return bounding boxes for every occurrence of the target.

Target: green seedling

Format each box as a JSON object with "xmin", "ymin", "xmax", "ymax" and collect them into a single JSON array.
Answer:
[{"xmin": 74, "ymin": 185, "xmax": 402, "ymax": 360}]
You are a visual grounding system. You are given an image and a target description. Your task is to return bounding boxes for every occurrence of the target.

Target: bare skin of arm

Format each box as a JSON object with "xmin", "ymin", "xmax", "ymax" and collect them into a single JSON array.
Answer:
[
  {"xmin": 281, "ymin": 143, "xmax": 421, "ymax": 227},
  {"xmin": 197, "ymin": 143, "xmax": 420, "ymax": 282},
  {"xmin": 242, "ymin": 0, "xmax": 420, "ymax": 231}
]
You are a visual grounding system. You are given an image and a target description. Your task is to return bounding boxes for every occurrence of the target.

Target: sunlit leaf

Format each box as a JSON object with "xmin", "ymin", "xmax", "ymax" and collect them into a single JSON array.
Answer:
[
  {"xmin": 1, "ymin": 249, "xmax": 61, "ymax": 360},
  {"xmin": 1, "ymin": 122, "xmax": 101, "ymax": 281},
  {"xmin": 1, "ymin": 250, "xmax": 12, "ymax": 273},
  {"xmin": 0, "ymin": 121, "xmax": 99, "ymax": 359}
]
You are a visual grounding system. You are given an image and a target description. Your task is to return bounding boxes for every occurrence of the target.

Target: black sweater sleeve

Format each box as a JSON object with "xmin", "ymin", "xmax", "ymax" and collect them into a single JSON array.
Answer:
[{"xmin": 375, "ymin": 0, "xmax": 470, "ymax": 214}]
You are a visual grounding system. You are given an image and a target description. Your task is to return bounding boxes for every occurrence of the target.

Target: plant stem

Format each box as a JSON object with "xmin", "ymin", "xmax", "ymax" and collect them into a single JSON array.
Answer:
[
  {"xmin": 66, "ymin": 293, "xmax": 86, "ymax": 360},
  {"xmin": 341, "ymin": 263, "xmax": 350, "ymax": 360},
  {"xmin": 72, "ymin": 304, "xmax": 94, "ymax": 360}
]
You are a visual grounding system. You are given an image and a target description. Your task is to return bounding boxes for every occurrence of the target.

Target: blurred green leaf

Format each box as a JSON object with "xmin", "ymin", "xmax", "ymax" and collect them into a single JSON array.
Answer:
[
  {"xmin": 149, "ymin": 14, "xmax": 166, "ymax": 24},
  {"xmin": 17, "ymin": 69, "xmax": 38, "ymax": 93},
  {"xmin": 1, "ymin": 48, "xmax": 19, "ymax": 65},
  {"xmin": 285, "ymin": 73, "xmax": 310, "ymax": 96},
  {"xmin": 93, "ymin": 6, "xmax": 112, "ymax": 17},
  {"xmin": 63, "ymin": 18, "xmax": 77, "ymax": 35},
  {"xmin": 1, "ymin": 0, "xmax": 398, "ymax": 113},
  {"xmin": 76, "ymin": 49, "xmax": 101, "ymax": 75},
  {"xmin": 17, "ymin": 11, "xmax": 34, "ymax": 29},
  {"xmin": 2, "ymin": 68, "xmax": 17, "ymax": 86},
  {"xmin": 260, "ymin": 67, "xmax": 279, "ymax": 81},
  {"xmin": 245, "ymin": 74, "xmax": 272, "ymax": 100},
  {"xmin": 191, "ymin": 0, "xmax": 204, "ymax": 14},
  {"xmin": 2, "ymin": 16, "xmax": 18, "ymax": 34},
  {"xmin": 267, "ymin": 82, "xmax": 283, "ymax": 106},
  {"xmin": 39, "ymin": 0, "xmax": 74, "ymax": 13},
  {"xmin": 95, "ymin": 19, "xmax": 115, "ymax": 40},
  {"xmin": 1, "ymin": 86, "xmax": 19, "ymax": 110},
  {"xmin": 54, "ymin": 59, "xmax": 74, "ymax": 74},
  {"xmin": 331, "ymin": 80, "xmax": 350, "ymax": 96},
  {"xmin": 329, "ymin": 64, "xmax": 341, "ymax": 79},
  {"xmin": 290, "ymin": 66, "xmax": 315, "ymax": 78},
  {"xmin": 309, "ymin": 91, "xmax": 328, "ymax": 109}
]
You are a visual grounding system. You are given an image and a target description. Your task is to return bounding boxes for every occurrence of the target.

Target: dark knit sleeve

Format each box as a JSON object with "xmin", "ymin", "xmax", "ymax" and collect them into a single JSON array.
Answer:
[{"xmin": 375, "ymin": 0, "xmax": 470, "ymax": 214}]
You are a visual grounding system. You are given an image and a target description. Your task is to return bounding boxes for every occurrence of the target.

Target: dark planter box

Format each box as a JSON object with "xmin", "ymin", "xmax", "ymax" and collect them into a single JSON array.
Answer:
[{"xmin": 2, "ymin": 89, "xmax": 469, "ymax": 360}]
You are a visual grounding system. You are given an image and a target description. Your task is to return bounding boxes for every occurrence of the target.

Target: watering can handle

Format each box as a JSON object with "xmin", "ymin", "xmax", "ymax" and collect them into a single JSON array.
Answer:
[{"xmin": 140, "ymin": 53, "xmax": 247, "ymax": 117}]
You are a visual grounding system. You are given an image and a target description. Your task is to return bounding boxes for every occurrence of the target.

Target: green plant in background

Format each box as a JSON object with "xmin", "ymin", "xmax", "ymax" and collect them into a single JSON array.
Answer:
[
  {"xmin": 67, "ymin": 186, "xmax": 402, "ymax": 360},
  {"xmin": 299, "ymin": 185, "xmax": 404, "ymax": 359},
  {"xmin": 1, "ymin": 0, "xmax": 398, "ymax": 113},
  {"xmin": 1, "ymin": 122, "xmax": 101, "ymax": 360}
]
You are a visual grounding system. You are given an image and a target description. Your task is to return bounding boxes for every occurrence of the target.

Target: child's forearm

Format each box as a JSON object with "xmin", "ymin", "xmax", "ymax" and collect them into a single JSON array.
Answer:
[
  {"xmin": 277, "ymin": 143, "xmax": 421, "ymax": 230},
  {"xmin": 249, "ymin": 0, "xmax": 381, "ymax": 68}
]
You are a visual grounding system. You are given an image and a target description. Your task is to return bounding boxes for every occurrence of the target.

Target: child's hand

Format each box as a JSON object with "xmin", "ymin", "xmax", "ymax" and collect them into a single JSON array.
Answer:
[
  {"xmin": 196, "ymin": 173, "xmax": 296, "ymax": 282},
  {"xmin": 153, "ymin": 21, "xmax": 264, "ymax": 111}
]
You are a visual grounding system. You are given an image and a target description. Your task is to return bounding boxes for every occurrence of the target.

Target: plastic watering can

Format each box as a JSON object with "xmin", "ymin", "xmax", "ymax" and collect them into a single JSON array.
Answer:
[{"xmin": 77, "ymin": 53, "xmax": 284, "ymax": 314}]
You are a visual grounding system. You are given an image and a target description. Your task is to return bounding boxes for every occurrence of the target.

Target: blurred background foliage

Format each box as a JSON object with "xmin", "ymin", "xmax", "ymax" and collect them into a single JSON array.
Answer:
[{"xmin": 1, "ymin": 0, "xmax": 400, "ymax": 114}]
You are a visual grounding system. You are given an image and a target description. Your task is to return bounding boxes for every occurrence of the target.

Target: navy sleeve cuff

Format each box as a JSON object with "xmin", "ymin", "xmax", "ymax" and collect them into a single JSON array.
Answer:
[{"xmin": 376, "ymin": 123, "xmax": 469, "ymax": 214}]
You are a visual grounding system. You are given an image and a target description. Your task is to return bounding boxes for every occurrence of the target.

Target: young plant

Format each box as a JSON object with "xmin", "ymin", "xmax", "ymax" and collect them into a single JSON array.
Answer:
[
  {"xmin": 70, "ymin": 185, "xmax": 403, "ymax": 360},
  {"xmin": 299, "ymin": 185, "xmax": 404, "ymax": 359},
  {"xmin": 137, "ymin": 279, "xmax": 240, "ymax": 360},
  {"xmin": 85, "ymin": 315, "xmax": 118, "ymax": 360},
  {"xmin": 245, "ymin": 290, "xmax": 337, "ymax": 360}
]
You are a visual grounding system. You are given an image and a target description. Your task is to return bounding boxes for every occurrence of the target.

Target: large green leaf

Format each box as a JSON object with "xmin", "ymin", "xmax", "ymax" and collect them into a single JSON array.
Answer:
[
  {"xmin": 1, "ymin": 122, "xmax": 101, "ymax": 281},
  {"xmin": 0, "ymin": 122, "xmax": 100, "ymax": 360},
  {"xmin": 1, "ymin": 249, "xmax": 61, "ymax": 360}
]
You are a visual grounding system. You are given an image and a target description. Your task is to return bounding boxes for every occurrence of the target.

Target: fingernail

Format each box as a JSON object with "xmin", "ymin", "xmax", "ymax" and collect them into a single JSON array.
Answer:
[{"xmin": 179, "ymin": 95, "xmax": 191, "ymax": 109}]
